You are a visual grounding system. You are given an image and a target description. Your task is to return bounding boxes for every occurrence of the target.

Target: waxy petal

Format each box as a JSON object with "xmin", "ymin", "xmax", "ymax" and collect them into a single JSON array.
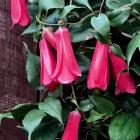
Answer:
[
  {"xmin": 109, "ymin": 51, "xmax": 136, "ymax": 95},
  {"xmin": 40, "ymin": 38, "xmax": 56, "ymax": 85},
  {"xmin": 11, "ymin": 0, "xmax": 21, "ymax": 25},
  {"xmin": 18, "ymin": 0, "xmax": 30, "ymax": 26},
  {"xmin": 53, "ymin": 27, "xmax": 81, "ymax": 84},
  {"xmin": 57, "ymin": 28, "xmax": 81, "ymax": 76},
  {"xmin": 43, "ymin": 28, "xmax": 57, "ymax": 49},
  {"xmin": 88, "ymin": 41, "xmax": 110, "ymax": 91},
  {"xmin": 62, "ymin": 111, "xmax": 81, "ymax": 140}
]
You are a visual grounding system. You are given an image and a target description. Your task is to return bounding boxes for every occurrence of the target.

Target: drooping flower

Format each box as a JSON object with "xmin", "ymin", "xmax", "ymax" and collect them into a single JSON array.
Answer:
[
  {"xmin": 52, "ymin": 27, "xmax": 81, "ymax": 84},
  {"xmin": 62, "ymin": 111, "xmax": 81, "ymax": 140},
  {"xmin": 87, "ymin": 41, "xmax": 110, "ymax": 91},
  {"xmin": 39, "ymin": 36, "xmax": 57, "ymax": 91},
  {"xmin": 43, "ymin": 27, "xmax": 56, "ymax": 49},
  {"xmin": 109, "ymin": 50, "xmax": 136, "ymax": 95},
  {"xmin": 11, "ymin": 0, "xmax": 30, "ymax": 26}
]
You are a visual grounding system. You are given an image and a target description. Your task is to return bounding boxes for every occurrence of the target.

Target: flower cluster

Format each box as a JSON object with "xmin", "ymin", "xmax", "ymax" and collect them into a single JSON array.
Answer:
[{"xmin": 10, "ymin": 0, "xmax": 139, "ymax": 140}]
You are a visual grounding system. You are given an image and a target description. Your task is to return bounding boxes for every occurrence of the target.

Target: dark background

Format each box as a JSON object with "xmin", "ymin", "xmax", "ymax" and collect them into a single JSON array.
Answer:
[{"xmin": 0, "ymin": 0, "xmax": 36, "ymax": 139}]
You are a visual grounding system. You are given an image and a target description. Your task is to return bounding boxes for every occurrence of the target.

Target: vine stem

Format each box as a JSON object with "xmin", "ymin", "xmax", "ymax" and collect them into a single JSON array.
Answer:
[{"xmin": 99, "ymin": 0, "xmax": 105, "ymax": 14}]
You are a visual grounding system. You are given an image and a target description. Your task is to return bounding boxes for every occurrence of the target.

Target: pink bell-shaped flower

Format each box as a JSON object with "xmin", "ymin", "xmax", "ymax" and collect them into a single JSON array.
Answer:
[
  {"xmin": 87, "ymin": 41, "xmax": 110, "ymax": 91},
  {"xmin": 39, "ymin": 36, "xmax": 57, "ymax": 91},
  {"xmin": 52, "ymin": 27, "xmax": 82, "ymax": 84},
  {"xmin": 62, "ymin": 111, "xmax": 81, "ymax": 140},
  {"xmin": 11, "ymin": 0, "xmax": 30, "ymax": 26},
  {"xmin": 109, "ymin": 50, "xmax": 136, "ymax": 95}
]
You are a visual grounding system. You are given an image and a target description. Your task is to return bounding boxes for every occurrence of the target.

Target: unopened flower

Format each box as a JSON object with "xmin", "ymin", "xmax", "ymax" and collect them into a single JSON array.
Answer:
[
  {"xmin": 62, "ymin": 111, "xmax": 81, "ymax": 140},
  {"xmin": 109, "ymin": 50, "xmax": 136, "ymax": 95},
  {"xmin": 87, "ymin": 41, "xmax": 110, "ymax": 91}
]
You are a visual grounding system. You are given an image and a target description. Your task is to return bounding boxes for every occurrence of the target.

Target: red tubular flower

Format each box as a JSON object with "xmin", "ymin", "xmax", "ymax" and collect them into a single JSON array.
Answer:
[
  {"xmin": 109, "ymin": 51, "xmax": 136, "ymax": 95},
  {"xmin": 52, "ymin": 27, "xmax": 81, "ymax": 84},
  {"xmin": 87, "ymin": 41, "xmax": 110, "ymax": 91},
  {"xmin": 11, "ymin": 0, "xmax": 30, "ymax": 26},
  {"xmin": 62, "ymin": 111, "xmax": 81, "ymax": 140},
  {"xmin": 39, "ymin": 36, "xmax": 57, "ymax": 91}
]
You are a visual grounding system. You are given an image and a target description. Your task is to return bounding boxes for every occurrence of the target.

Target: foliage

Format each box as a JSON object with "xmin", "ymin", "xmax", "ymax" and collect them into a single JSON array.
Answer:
[{"xmin": 2, "ymin": 0, "xmax": 140, "ymax": 140}]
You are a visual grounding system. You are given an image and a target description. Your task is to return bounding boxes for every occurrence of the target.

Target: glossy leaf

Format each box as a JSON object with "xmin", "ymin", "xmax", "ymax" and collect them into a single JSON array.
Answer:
[
  {"xmin": 39, "ymin": 0, "xmax": 64, "ymax": 11},
  {"xmin": 91, "ymin": 13, "xmax": 110, "ymax": 37},
  {"xmin": 39, "ymin": 97, "xmax": 63, "ymax": 123},
  {"xmin": 22, "ymin": 109, "xmax": 46, "ymax": 140},
  {"xmin": 60, "ymin": 5, "xmax": 82, "ymax": 18},
  {"xmin": 22, "ymin": 23, "xmax": 41, "ymax": 35},
  {"xmin": 0, "ymin": 112, "xmax": 13, "ymax": 126},
  {"xmin": 109, "ymin": 113, "xmax": 140, "ymax": 140},
  {"xmin": 87, "ymin": 110, "xmax": 105, "ymax": 122},
  {"xmin": 26, "ymin": 51, "xmax": 40, "ymax": 89},
  {"xmin": 110, "ymin": 44, "xmax": 126, "ymax": 60},
  {"xmin": 106, "ymin": 0, "xmax": 132, "ymax": 10},
  {"xmin": 80, "ymin": 99, "xmax": 94, "ymax": 112},
  {"xmin": 108, "ymin": 8, "xmax": 131, "ymax": 27},
  {"xmin": 75, "ymin": 53, "xmax": 91, "ymax": 73},
  {"xmin": 31, "ymin": 119, "xmax": 60, "ymax": 140},
  {"xmin": 89, "ymin": 96, "xmax": 115, "ymax": 115},
  {"xmin": 11, "ymin": 103, "xmax": 38, "ymax": 121},
  {"xmin": 126, "ymin": 34, "xmax": 140, "ymax": 66},
  {"xmin": 74, "ymin": 0, "xmax": 92, "ymax": 11}
]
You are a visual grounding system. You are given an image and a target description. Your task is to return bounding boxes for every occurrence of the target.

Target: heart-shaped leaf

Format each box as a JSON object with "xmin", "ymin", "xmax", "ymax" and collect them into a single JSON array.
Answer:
[{"xmin": 91, "ymin": 13, "xmax": 110, "ymax": 38}]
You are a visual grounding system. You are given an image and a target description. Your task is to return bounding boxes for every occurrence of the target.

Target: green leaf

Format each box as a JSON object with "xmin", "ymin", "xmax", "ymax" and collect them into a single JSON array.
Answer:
[
  {"xmin": 80, "ymin": 99, "xmax": 94, "ymax": 112},
  {"xmin": 106, "ymin": 0, "xmax": 132, "ymax": 10},
  {"xmin": 44, "ymin": 10, "xmax": 60, "ymax": 24},
  {"xmin": 108, "ymin": 8, "xmax": 131, "ymax": 27},
  {"xmin": 91, "ymin": 13, "xmax": 110, "ymax": 37},
  {"xmin": 130, "ymin": 63, "xmax": 140, "ymax": 76},
  {"xmin": 75, "ymin": 53, "xmax": 91, "ymax": 73},
  {"xmin": 69, "ymin": 14, "xmax": 94, "ymax": 42},
  {"xmin": 27, "ymin": 4, "xmax": 39, "ymax": 19},
  {"xmin": 11, "ymin": 103, "xmax": 38, "ymax": 121},
  {"xmin": 74, "ymin": 0, "xmax": 92, "ymax": 11},
  {"xmin": 0, "ymin": 112, "xmax": 13, "ymax": 126},
  {"xmin": 126, "ymin": 34, "xmax": 140, "ymax": 66},
  {"xmin": 60, "ymin": 5, "xmax": 82, "ymax": 18},
  {"xmin": 109, "ymin": 113, "xmax": 140, "ymax": 140},
  {"xmin": 110, "ymin": 44, "xmax": 126, "ymax": 60},
  {"xmin": 87, "ymin": 110, "xmax": 105, "ymax": 123},
  {"xmin": 22, "ymin": 23, "xmax": 41, "ymax": 35},
  {"xmin": 22, "ymin": 109, "xmax": 46, "ymax": 140},
  {"xmin": 39, "ymin": 0, "xmax": 64, "ymax": 11},
  {"xmin": 48, "ymin": 85, "xmax": 62, "ymax": 98},
  {"xmin": 89, "ymin": 96, "xmax": 115, "ymax": 115},
  {"xmin": 70, "ymin": 28, "xmax": 94, "ymax": 43},
  {"xmin": 26, "ymin": 51, "xmax": 40, "ymax": 89},
  {"xmin": 28, "ymin": 0, "xmax": 38, "ymax": 4},
  {"xmin": 39, "ymin": 97, "xmax": 63, "ymax": 123},
  {"xmin": 31, "ymin": 119, "xmax": 60, "ymax": 140}
]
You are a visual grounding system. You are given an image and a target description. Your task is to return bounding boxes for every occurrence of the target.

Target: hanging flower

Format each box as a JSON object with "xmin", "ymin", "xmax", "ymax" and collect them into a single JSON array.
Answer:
[
  {"xmin": 87, "ymin": 41, "xmax": 110, "ymax": 91},
  {"xmin": 109, "ymin": 50, "xmax": 136, "ymax": 95},
  {"xmin": 39, "ymin": 36, "xmax": 57, "ymax": 91},
  {"xmin": 11, "ymin": 0, "xmax": 30, "ymax": 26},
  {"xmin": 62, "ymin": 111, "xmax": 81, "ymax": 140},
  {"xmin": 52, "ymin": 27, "xmax": 81, "ymax": 84}
]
